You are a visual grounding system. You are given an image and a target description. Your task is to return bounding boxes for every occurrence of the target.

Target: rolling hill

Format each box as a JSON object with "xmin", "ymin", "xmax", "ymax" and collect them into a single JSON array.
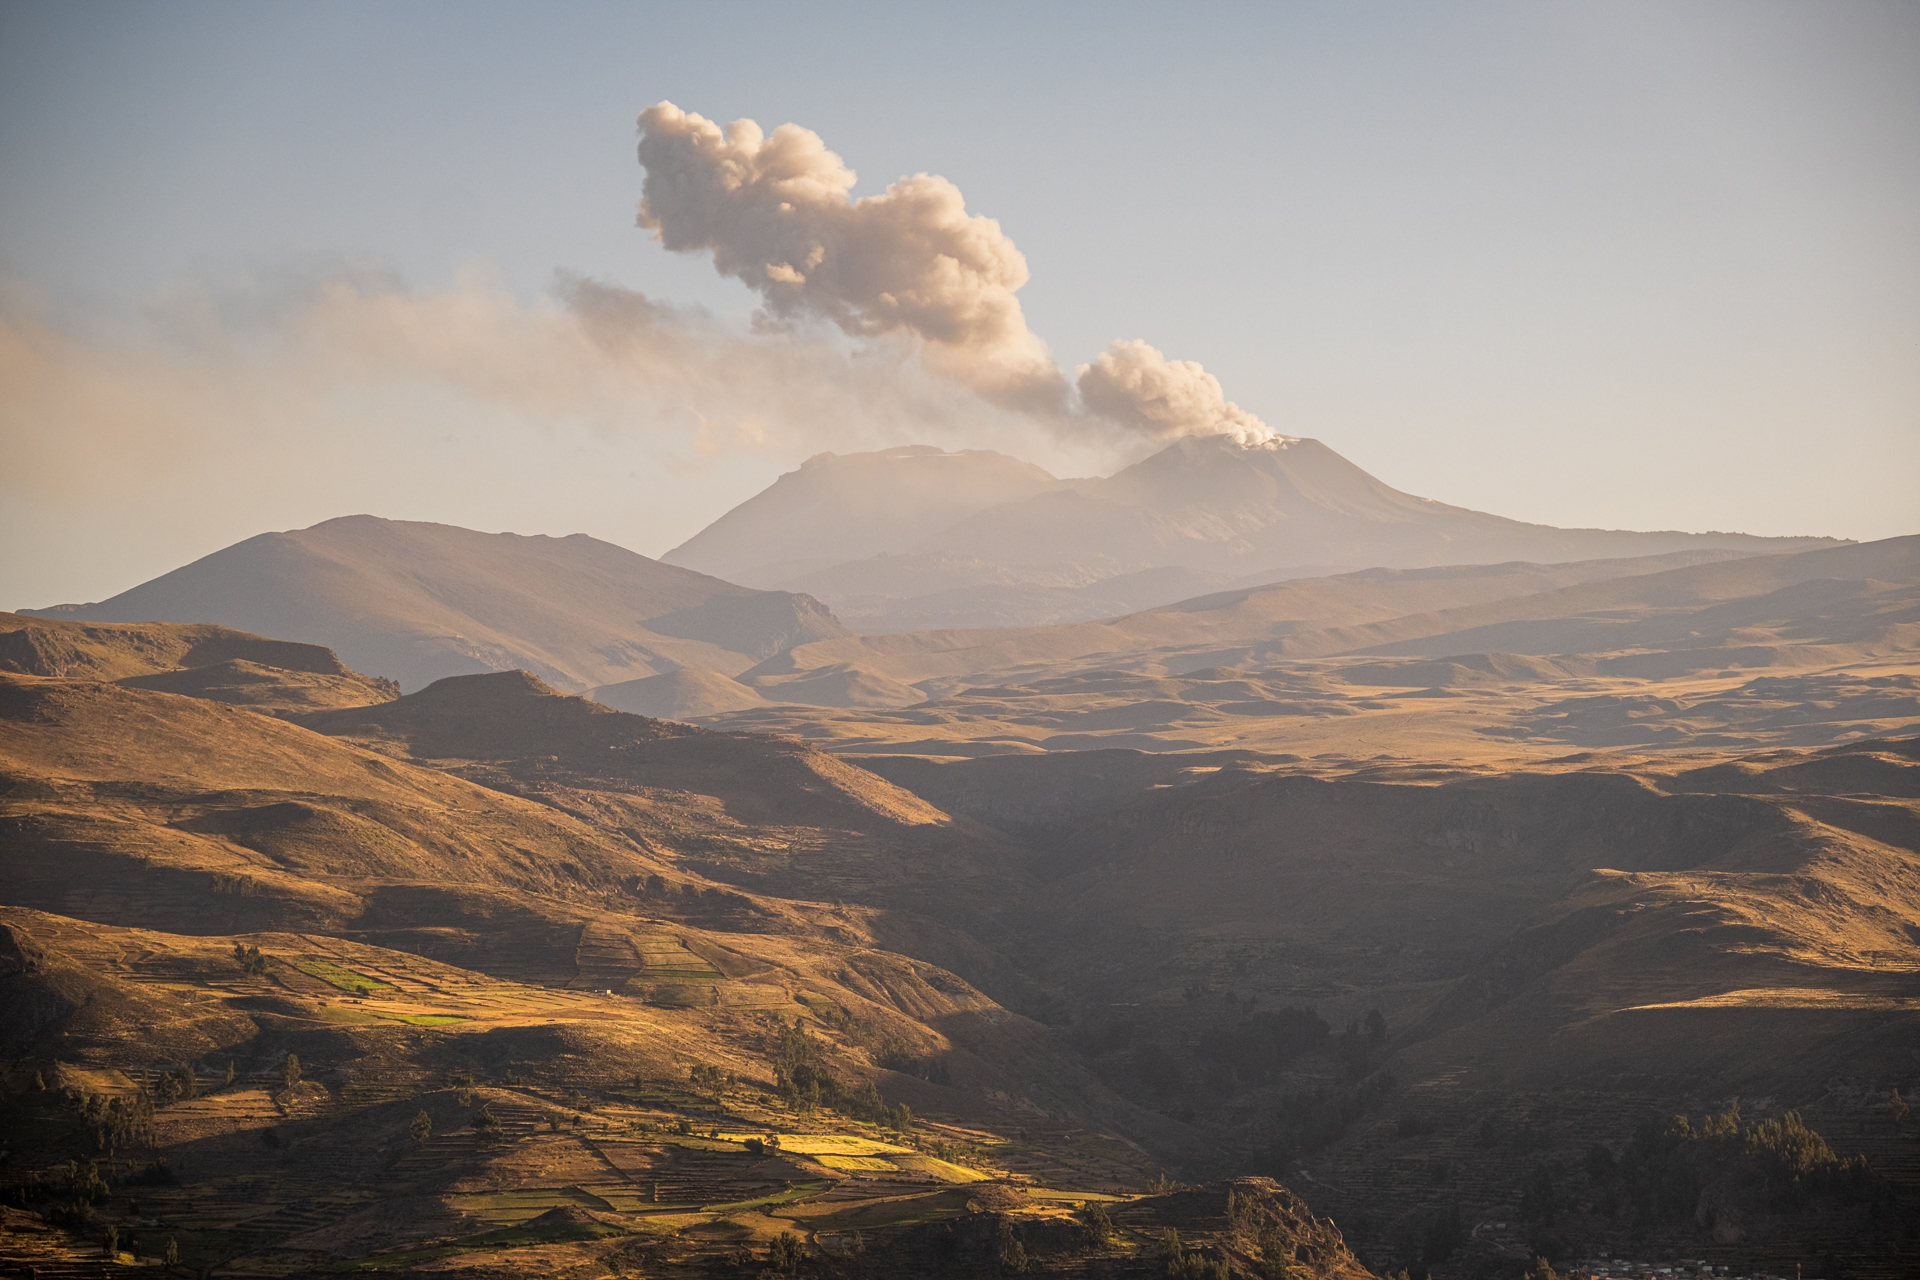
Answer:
[
  {"xmin": 675, "ymin": 535, "xmax": 1920, "ymax": 759},
  {"xmin": 0, "ymin": 610, "xmax": 398, "ymax": 713},
  {"xmin": 22, "ymin": 515, "xmax": 851, "ymax": 692}
]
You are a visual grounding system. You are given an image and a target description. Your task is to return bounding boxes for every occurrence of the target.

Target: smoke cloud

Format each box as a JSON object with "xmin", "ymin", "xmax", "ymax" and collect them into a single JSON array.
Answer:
[
  {"xmin": 1076, "ymin": 339, "xmax": 1284, "ymax": 448},
  {"xmin": 635, "ymin": 102, "xmax": 1066, "ymax": 416},
  {"xmin": 635, "ymin": 102, "xmax": 1282, "ymax": 447}
]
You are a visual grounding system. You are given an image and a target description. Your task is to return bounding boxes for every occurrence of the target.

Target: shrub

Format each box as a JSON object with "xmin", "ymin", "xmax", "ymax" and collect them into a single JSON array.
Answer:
[{"xmin": 768, "ymin": 1230, "xmax": 804, "ymax": 1273}]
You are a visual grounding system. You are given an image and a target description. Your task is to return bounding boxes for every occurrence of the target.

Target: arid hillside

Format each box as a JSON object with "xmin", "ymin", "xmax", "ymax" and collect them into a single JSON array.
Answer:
[
  {"xmin": 0, "ymin": 610, "xmax": 398, "ymax": 713},
  {"xmin": 3, "ymin": 603, "xmax": 1915, "ymax": 1276},
  {"xmin": 22, "ymin": 515, "xmax": 851, "ymax": 692},
  {"xmin": 679, "ymin": 536, "xmax": 1920, "ymax": 758},
  {"xmin": 864, "ymin": 736, "xmax": 1920, "ymax": 1275}
]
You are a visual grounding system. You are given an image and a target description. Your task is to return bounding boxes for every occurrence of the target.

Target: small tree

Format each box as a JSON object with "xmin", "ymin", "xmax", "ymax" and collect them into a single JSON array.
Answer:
[
  {"xmin": 225, "ymin": 1060, "xmax": 236, "ymax": 1086},
  {"xmin": 1892, "ymin": 1088, "xmax": 1910, "ymax": 1127},
  {"xmin": 996, "ymin": 1218, "xmax": 1029, "ymax": 1273},
  {"xmin": 1523, "ymin": 1257, "xmax": 1563, "ymax": 1280},
  {"xmin": 280, "ymin": 1052, "xmax": 301, "ymax": 1090},
  {"xmin": 409, "ymin": 1110, "xmax": 432, "ymax": 1143},
  {"xmin": 1256, "ymin": 1224, "xmax": 1297, "ymax": 1280},
  {"xmin": 164, "ymin": 1236, "xmax": 180, "ymax": 1270},
  {"xmin": 769, "ymin": 1230, "xmax": 804, "ymax": 1274},
  {"xmin": 103, "ymin": 1224, "xmax": 119, "ymax": 1259}
]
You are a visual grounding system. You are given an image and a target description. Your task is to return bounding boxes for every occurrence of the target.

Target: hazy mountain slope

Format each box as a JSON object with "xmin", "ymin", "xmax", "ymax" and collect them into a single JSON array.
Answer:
[
  {"xmin": 778, "ymin": 555, "xmax": 1254, "ymax": 636},
  {"xmin": 23, "ymin": 515, "xmax": 850, "ymax": 692},
  {"xmin": 925, "ymin": 434, "xmax": 1844, "ymax": 572},
  {"xmin": 589, "ymin": 666, "xmax": 772, "ymax": 718},
  {"xmin": 662, "ymin": 445, "xmax": 1067, "ymax": 585},
  {"xmin": 738, "ymin": 546, "xmax": 1779, "ymax": 696},
  {"xmin": 0, "ymin": 610, "xmax": 397, "ymax": 713},
  {"xmin": 661, "ymin": 436, "xmax": 1844, "ymax": 632},
  {"xmin": 1263, "ymin": 532, "xmax": 1920, "ymax": 663}
]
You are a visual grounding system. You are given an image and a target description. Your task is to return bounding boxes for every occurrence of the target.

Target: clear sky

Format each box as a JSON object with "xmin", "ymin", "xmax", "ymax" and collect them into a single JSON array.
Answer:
[{"xmin": 2, "ymin": 0, "xmax": 1915, "ymax": 606}]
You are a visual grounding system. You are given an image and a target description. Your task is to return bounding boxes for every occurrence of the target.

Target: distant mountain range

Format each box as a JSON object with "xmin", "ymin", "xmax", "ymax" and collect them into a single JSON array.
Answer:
[
  {"xmin": 663, "ymin": 437, "xmax": 1845, "ymax": 633},
  {"xmin": 20, "ymin": 435, "xmax": 1855, "ymax": 700},
  {"xmin": 22, "ymin": 515, "xmax": 849, "ymax": 692}
]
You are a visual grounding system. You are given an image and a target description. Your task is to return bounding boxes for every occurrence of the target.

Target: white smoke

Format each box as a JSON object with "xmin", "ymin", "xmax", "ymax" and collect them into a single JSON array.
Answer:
[
  {"xmin": 635, "ymin": 102, "xmax": 1066, "ymax": 416},
  {"xmin": 1076, "ymin": 339, "xmax": 1286, "ymax": 448},
  {"xmin": 635, "ymin": 102, "xmax": 1282, "ymax": 447}
]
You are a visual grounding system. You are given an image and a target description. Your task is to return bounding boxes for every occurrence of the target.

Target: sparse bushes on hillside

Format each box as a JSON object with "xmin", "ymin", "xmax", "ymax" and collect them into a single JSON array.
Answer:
[
  {"xmin": 1157, "ymin": 1228, "xmax": 1229, "ymax": 1279},
  {"xmin": 689, "ymin": 1062, "xmax": 734, "ymax": 1091},
  {"xmin": 231, "ymin": 941, "xmax": 269, "ymax": 974},
  {"xmin": 1584, "ymin": 1103, "xmax": 1890, "ymax": 1227},
  {"xmin": 877, "ymin": 1035, "xmax": 952, "ymax": 1084}
]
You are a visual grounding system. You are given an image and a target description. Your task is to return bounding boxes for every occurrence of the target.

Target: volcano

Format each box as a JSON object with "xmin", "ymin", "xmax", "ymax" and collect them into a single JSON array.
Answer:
[{"xmin": 663, "ymin": 434, "xmax": 1844, "ymax": 633}]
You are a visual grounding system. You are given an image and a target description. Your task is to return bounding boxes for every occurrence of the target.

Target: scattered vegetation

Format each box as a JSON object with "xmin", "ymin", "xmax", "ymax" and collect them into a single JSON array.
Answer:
[{"xmin": 1583, "ymin": 1103, "xmax": 1891, "ymax": 1227}]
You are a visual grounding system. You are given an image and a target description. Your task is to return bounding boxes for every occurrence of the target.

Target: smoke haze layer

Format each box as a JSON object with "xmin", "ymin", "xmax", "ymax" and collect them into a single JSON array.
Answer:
[{"xmin": 635, "ymin": 102, "xmax": 1282, "ymax": 447}]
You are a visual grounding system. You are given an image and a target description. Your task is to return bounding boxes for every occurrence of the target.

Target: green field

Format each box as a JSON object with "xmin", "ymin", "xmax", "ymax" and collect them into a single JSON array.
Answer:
[
  {"xmin": 388, "ymin": 1013, "xmax": 467, "ymax": 1026},
  {"xmin": 292, "ymin": 959, "xmax": 394, "ymax": 994}
]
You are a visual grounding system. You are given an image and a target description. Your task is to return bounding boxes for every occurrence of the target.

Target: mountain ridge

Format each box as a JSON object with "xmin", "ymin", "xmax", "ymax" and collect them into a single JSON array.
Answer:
[
  {"xmin": 664, "ymin": 434, "xmax": 1848, "ymax": 633},
  {"xmin": 24, "ymin": 515, "xmax": 852, "ymax": 692}
]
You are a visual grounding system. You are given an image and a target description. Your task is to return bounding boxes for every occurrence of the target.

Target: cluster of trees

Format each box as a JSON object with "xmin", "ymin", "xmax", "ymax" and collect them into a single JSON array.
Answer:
[
  {"xmin": 1154, "ymin": 1228, "xmax": 1231, "ymax": 1279},
  {"xmin": 766, "ymin": 1017, "xmax": 912, "ymax": 1130},
  {"xmin": 70, "ymin": 1090, "xmax": 157, "ymax": 1155},
  {"xmin": 1564, "ymin": 1104, "xmax": 1891, "ymax": 1233},
  {"xmin": 877, "ymin": 1037, "xmax": 952, "ymax": 1085},
  {"xmin": 1589, "ymin": 1105, "xmax": 1889, "ymax": 1220},
  {"xmin": 5, "ymin": 1157, "xmax": 112, "ymax": 1228},
  {"xmin": 688, "ymin": 1063, "xmax": 735, "ymax": 1092},
  {"xmin": 230, "ymin": 941, "xmax": 269, "ymax": 975}
]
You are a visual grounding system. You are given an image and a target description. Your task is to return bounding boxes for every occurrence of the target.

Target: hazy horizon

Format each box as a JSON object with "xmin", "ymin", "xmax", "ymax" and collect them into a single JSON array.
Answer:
[{"xmin": 3, "ymin": 0, "xmax": 1917, "ymax": 607}]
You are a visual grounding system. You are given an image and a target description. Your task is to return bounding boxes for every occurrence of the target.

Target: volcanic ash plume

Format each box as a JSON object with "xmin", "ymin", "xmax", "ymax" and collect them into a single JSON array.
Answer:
[
  {"xmin": 635, "ymin": 102, "xmax": 1067, "ymax": 415},
  {"xmin": 1076, "ymin": 339, "xmax": 1284, "ymax": 448},
  {"xmin": 635, "ymin": 102, "xmax": 1286, "ymax": 449}
]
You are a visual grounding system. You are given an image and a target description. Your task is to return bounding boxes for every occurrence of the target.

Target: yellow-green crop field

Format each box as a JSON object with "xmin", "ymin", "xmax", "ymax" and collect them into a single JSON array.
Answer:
[{"xmin": 293, "ymin": 959, "xmax": 393, "ymax": 994}]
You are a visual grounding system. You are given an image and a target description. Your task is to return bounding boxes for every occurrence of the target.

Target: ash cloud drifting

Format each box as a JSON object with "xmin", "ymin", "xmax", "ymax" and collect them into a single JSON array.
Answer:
[{"xmin": 635, "ymin": 102, "xmax": 1287, "ymax": 449}]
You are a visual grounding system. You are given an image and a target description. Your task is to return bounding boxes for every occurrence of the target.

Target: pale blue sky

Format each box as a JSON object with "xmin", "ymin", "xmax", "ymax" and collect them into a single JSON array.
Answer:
[{"xmin": 2, "ymin": 0, "xmax": 1915, "ymax": 605}]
